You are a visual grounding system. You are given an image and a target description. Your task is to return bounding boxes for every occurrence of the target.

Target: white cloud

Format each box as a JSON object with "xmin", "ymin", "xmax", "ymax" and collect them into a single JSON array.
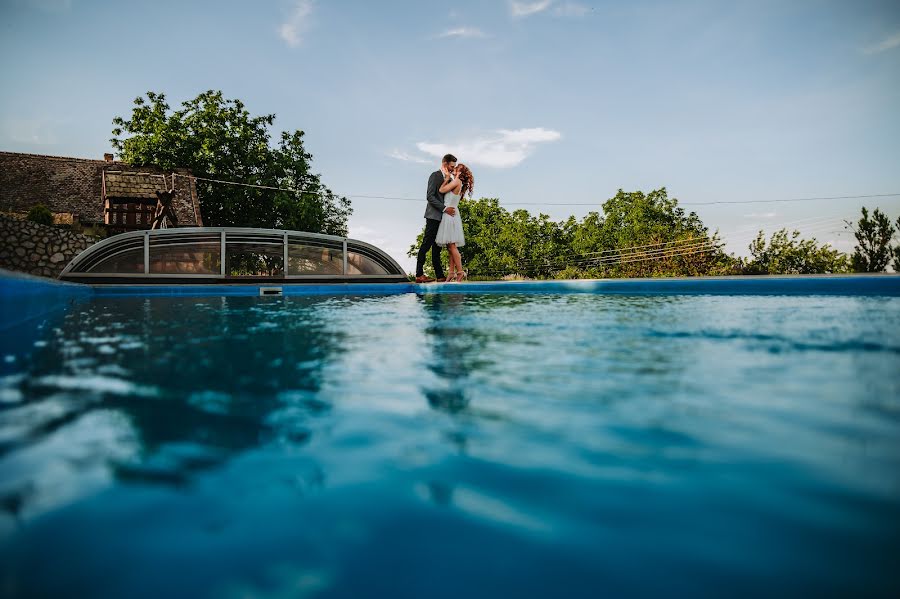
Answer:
[
  {"xmin": 742, "ymin": 211, "xmax": 777, "ymax": 219},
  {"xmin": 438, "ymin": 27, "xmax": 488, "ymax": 39},
  {"xmin": 279, "ymin": 0, "xmax": 314, "ymax": 47},
  {"xmin": 510, "ymin": 1, "xmax": 591, "ymax": 19},
  {"xmin": 388, "ymin": 149, "xmax": 430, "ymax": 164},
  {"xmin": 862, "ymin": 31, "xmax": 900, "ymax": 55},
  {"xmin": 509, "ymin": 0, "xmax": 553, "ymax": 18},
  {"xmin": 415, "ymin": 127, "xmax": 562, "ymax": 168},
  {"xmin": 553, "ymin": 2, "xmax": 591, "ymax": 17}
]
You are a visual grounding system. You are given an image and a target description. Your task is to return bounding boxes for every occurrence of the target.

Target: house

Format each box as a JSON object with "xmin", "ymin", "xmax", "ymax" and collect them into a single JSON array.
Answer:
[{"xmin": 0, "ymin": 151, "xmax": 202, "ymax": 231}]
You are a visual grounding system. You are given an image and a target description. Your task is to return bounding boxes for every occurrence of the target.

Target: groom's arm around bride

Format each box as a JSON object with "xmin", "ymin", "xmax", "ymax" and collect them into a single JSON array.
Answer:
[{"xmin": 426, "ymin": 169, "xmax": 454, "ymax": 218}]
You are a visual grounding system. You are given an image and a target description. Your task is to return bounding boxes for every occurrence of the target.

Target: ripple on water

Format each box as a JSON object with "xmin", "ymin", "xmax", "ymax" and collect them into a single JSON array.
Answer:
[{"xmin": 32, "ymin": 375, "xmax": 160, "ymax": 398}]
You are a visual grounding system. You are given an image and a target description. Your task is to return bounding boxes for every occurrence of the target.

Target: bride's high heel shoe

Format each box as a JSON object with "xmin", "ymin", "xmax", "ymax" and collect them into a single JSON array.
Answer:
[{"xmin": 456, "ymin": 270, "xmax": 468, "ymax": 283}]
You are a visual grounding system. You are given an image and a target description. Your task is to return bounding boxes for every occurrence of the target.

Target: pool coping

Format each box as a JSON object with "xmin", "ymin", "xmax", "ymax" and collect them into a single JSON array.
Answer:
[{"xmin": 3, "ymin": 268, "xmax": 900, "ymax": 298}]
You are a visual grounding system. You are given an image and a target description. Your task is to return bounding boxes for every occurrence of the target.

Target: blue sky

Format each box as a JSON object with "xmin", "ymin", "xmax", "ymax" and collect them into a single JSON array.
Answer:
[{"xmin": 2, "ymin": 0, "xmax": 899, "ymax": 271}]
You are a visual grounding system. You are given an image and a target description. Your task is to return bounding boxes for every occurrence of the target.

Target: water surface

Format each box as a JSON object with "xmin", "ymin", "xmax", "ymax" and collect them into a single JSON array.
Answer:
[{"xmin": 1, "ymin": 293, "xmax": 899, "ymax": 597}]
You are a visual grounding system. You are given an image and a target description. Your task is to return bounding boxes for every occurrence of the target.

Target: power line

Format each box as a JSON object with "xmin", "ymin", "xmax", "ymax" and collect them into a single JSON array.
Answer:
[
  {"xmin": 170, "ymin": 172, "xmax": 872, "ymax": 278},
  {"xmin": 466, "ymin": 239, "xmax": 725, "ymax": 277},
  {"xmin": 681, "ymin": 193, "xmax": 900, "ymax": 206},
  {"xmin": 177, "ymin": 171, "xmax": 858, "ymax": 267},
  {"xmin": 460, "ymin": 216, "xmax": 849, "ymax": 275},
  {"xmin": 172, "ymin": 173, "xmax": 900, "ymax": 208},
  {"xmin": 460, "ymin": 193, "xmax": 900, "ymax": 207},
  {"xmin": 472, "ymin": 239, "xmax": 723, "ymax": 275},
  {"xmin": 467, "ymin": 244, "xmax": 726, "ymax": 277},
  {"xmin": 338, "ymin": 192, "xmax": 900, "ymax": 206},
  {"xmin": 463, "ymin": 217, "xmax": 850, "ymax": 277},
  {"xmin": 483, "ymin": 214, "xmax": 844, "ymax": 270},
  {"xmin": 177, "ymin": 173, "xmax": 333, "ymax": 197}
]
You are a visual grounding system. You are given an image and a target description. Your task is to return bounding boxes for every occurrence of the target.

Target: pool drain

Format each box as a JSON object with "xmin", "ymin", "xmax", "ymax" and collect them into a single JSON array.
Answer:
[{"xmin": 259, "ymin": 286, "xmax": 283, "ymax": 297}]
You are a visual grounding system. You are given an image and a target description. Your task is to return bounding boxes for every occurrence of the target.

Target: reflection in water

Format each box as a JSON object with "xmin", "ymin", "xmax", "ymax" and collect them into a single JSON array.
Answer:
[
  {"xmin": 0, "ymin": 296, "xmax": 344, "ymax": 521},
  {"xmin": 424, "ymin": 388, "xmax": 469, "ymax": 413},
  {"xmin": 416, "ymin": 293, "xmax": 703, "ymax": 426},
  {"xmin": 418, "ymin": 293, "xmax": 534, "ymax": 416},
  {"xmin": 421, "ymin": 293, "xmax": 473, "ymax": 414}
]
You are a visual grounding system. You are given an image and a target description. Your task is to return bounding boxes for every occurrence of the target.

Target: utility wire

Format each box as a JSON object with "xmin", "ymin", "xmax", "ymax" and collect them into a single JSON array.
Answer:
[
  {"xmin": 681, "ymin": 193, "xmax": 900, "ymax": 206},
  {"xmin": 467, "ymin": 245, "xmax": 726, "ymax": 277},
  {"xmin": 468, "ymin": 243, "xmax": 723, "ymax": 276},
  {"xmin": 167, "ymin": 172, "xmax": 868, "ymax": 278},
  {"xmin": 172, "ymin": 173, "xmax": 900, "ymax": 208},
  {"xmin": 466, "ymin": 239, "xmax": 724, "ymax": 277},
  {"xmin": 473, "ymin": 239, "xmax": 724, "ymax": 275},
  {"xmin": 464, "ymin": 217, "xmax": 850, "ymax": 277},
  {"xmin": 460, "ymin": 216, "xmax": 849, "ymax": 275},
  {"xmin": 466, "ymin": 213, "xmax": 844, "ymax": 271}
]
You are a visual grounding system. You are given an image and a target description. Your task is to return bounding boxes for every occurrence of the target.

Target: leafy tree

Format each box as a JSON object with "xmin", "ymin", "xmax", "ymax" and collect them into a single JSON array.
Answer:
[
  {"xmin": 848, "ymin": 207, "xmax": 894, "ymax": 272},
  {"xmin": 111, "ymin": 91, "xmax": 350, "ymax": 235},
  {"xmin": 892, "ymin": 216, "xmax": 900, "ymax": 273},
  {"xmin": 407, "ymin": 198, "xmax": 513, "ymax": 278},
  {"xmin": 574, "ymin": 188, "xmax": 735, "ymax": 278},
  {"xmin": 744, "ymin": 229, "xmax": 849, "ymax": 274},
  {"xmin": 407, "ymin": 188, "xmax": 738, "ymax": 280},
  {"xmin": 26, "ymin": 204, "xmax": 53, "ymax": 226}
]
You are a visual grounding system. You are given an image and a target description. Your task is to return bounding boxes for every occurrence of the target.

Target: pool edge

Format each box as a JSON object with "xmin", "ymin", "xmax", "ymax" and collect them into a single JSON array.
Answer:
[{"xmin": 2, "ymin": 270, "xmax": 899, "ymax": 300}]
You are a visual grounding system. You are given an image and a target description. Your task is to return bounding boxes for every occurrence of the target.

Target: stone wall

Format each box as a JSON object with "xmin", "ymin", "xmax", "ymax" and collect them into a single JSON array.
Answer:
[{"xmin": 0, "ymin": 214, "xmax": 98, "ymax": 279}]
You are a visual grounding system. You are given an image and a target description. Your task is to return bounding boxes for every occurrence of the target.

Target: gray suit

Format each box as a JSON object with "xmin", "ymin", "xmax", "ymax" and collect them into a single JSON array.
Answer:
[
  {"xmin": 415, "ymin": 169, "xmax": 447, "ymax": 278},
  {"xmin": 424, "ymin": 170, "xmax": 446, "ymax": 220}
]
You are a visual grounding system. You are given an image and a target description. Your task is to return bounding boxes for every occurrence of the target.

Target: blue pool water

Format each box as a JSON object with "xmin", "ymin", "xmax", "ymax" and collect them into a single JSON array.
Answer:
[{"xmin": 1, "ymin": 285, "xmax": 899, "ymax": 597}]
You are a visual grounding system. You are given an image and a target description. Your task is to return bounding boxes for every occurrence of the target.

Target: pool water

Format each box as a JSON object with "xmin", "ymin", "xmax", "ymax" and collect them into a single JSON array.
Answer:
[{"xmin": 1, "ymin": 292, "xmax": 899, "ymax": 597}]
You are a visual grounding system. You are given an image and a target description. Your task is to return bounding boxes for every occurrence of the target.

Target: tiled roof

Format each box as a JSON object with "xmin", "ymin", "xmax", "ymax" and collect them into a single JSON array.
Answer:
[
  {"xmin": 0, "ymin": 151, "xmax": 202, "ymax": 225},
  {"xmin": 105, "ymin": 171, "xmax": 169, "ymax": 199}
]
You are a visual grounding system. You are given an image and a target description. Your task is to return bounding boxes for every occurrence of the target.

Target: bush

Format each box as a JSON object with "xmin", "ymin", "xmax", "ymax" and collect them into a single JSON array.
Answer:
[
  {"xmin": 745, "ymin": 229, "xmax": 850, "ymax": 274},
  {"xmin": 26, "ymin": 204, "xmax": 54, "ymax": 226}
]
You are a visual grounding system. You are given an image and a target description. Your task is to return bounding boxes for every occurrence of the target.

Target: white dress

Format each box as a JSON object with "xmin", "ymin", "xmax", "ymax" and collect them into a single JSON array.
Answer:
[{"xmin": 435, "ymin": 189, "xmax": 465, "ymax": 247}]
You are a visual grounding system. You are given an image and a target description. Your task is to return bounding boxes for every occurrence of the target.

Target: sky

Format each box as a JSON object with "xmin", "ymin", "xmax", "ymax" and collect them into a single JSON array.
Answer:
[{"xmin": 2, "ymin": 0, "xmax": 899, "ymax": 272}]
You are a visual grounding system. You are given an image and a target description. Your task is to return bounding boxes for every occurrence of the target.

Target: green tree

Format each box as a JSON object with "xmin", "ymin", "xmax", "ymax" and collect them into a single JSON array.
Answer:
[
  {"xmin": 579, "ymin": 188, "xmax": 735, "ymax": 278},
  {"xmin": 110, "ymin": 90, "xmax": 350, "ymax": 235},
  {"xmin": 892, "ymin": 216, "xmax": 900, "ymax": 272},
  {"xmin": 744, "ymin": 229, "xmax": 849, "ymax": 274},
  {"xmin": 407, "ymin": 188, "xmax": 739, "ymax": 280},
  {"xmin": 406, "ymin": 198, "xmax": 573, "ymax": 279},
  {"xmin": 848, "ymin": 207, "xmax": 894, "ymax": 272}
]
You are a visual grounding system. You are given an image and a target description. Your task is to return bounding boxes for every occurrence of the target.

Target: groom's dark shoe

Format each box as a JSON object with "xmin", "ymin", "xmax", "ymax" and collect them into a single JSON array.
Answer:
[{"xmin": 415, "ymin": 275, "xmax": 435, "ymax": 283}]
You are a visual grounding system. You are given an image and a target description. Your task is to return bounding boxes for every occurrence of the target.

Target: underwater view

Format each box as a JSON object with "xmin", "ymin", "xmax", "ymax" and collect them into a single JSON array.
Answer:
[{"xmin": 1, "ymin": 292, "xmax": 899, "ymax": 598}]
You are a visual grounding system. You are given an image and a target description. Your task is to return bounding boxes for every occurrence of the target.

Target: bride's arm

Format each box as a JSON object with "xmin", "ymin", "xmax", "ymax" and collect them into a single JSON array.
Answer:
[{"xmin": 439, "ymin": 175, "xmax": 461, "ymax": 193}]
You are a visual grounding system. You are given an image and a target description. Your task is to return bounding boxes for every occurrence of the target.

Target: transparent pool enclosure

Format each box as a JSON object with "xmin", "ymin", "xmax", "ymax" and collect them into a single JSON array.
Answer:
[{"xmin": 59, "ymin": 228, "xmax": 408, "ymax": 284}]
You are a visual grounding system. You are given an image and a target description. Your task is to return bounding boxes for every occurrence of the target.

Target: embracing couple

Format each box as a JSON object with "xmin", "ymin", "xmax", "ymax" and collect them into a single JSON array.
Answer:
[{"xmin": 415, "ymin": 153, "xmax": 475, "ymax": 283}]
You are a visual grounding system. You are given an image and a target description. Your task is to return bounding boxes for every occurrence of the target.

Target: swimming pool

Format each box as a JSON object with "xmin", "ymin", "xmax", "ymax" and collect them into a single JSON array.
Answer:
[{"xmin": 1, "ymin": 272, "xmax": 899, "ymax": 597}]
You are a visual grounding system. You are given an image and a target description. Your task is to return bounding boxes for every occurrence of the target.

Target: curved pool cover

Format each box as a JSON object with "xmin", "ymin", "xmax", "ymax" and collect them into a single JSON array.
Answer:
[{"xmin": 1, "ymin": 270, "xmax": 899, "ymax": 598}]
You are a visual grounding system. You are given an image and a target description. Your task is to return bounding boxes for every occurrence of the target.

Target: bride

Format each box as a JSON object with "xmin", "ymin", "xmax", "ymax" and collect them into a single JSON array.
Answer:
[{"xmin": 435, "ymin": 163, "xmax": 474, "ymax": 282}]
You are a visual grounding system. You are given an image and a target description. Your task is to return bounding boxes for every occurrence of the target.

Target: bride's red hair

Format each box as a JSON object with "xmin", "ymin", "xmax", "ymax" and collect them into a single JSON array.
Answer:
[{"xmin": 456, "ymin": 164, "xmax": 474, "ymax": 199}]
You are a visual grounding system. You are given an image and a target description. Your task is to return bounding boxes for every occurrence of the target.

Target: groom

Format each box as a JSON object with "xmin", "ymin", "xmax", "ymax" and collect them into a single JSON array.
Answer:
[{"xmin": 415, "ymin": 153, "xmax": 457, "ymax": 283}]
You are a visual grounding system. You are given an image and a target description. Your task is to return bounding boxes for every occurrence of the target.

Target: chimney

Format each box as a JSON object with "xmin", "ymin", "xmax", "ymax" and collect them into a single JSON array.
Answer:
[{"xmin": 103, "ymin": 153, "xmax": 114, "ymax": 162}]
